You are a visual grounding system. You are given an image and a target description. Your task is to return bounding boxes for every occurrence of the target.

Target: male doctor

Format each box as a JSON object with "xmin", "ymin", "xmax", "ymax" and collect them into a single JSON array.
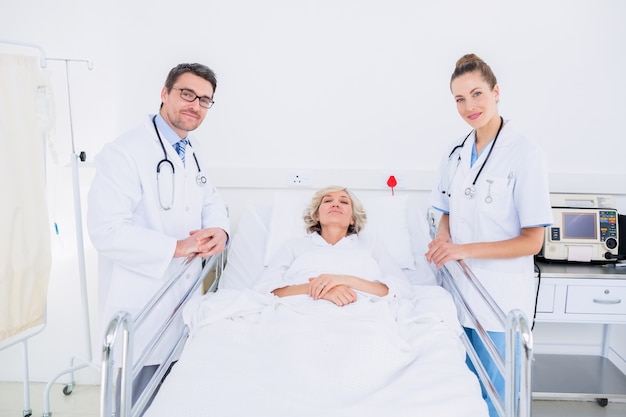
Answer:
[{"xmin": 87, "ymin": 63, "xmax": 230, "ymax": 412}]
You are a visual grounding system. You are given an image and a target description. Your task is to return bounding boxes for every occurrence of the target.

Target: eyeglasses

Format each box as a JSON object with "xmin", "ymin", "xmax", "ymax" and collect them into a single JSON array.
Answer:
[{"xmin": 171, "ymin": 87, "xmax": 214, "ymax": 109}]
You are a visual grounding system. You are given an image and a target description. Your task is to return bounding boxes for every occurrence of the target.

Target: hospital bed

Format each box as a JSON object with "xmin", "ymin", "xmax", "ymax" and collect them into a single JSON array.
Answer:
[{"xmin": 100, "ymin": 192, "xmax": 533, "ymax": 417}]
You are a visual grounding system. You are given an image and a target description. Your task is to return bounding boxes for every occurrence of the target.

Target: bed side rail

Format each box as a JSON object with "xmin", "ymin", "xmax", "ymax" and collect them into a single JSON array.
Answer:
[
  {"xmin": 100, "ymin": 253, "xmax": 224, "ymax": 417},
  {"xmin": 440, "ymin": 262, "xmax": 533, "ymax": 417},
  {"xmin": 427, "ymin": 212, "xmax": 532, "ymax": 417}
]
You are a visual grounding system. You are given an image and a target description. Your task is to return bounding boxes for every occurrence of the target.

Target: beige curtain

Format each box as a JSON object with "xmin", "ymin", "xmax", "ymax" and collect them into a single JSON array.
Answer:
[{"xmin": 0, "ymin": 54, "xmax": 52, "ymax": 342}]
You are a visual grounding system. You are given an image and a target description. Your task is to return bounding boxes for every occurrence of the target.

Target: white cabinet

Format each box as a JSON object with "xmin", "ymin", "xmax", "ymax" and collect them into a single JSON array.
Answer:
[
  {"xmin": 532, "ymin": 262, "xmax": 626, "ymax": 405},
  {"xmin": 535, "ymin": 269, "xmax": 626, "ymax": 322}
]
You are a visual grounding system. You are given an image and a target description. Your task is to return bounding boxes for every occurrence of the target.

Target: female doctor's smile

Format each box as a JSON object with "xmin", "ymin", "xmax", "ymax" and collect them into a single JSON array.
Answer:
[{"xmin": 452, "ymin": 73, "xmax": 500, "ymax": 144}]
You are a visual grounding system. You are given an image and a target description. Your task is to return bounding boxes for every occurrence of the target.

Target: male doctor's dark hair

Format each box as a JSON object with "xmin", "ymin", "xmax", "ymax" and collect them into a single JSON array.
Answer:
[{"xmin": 164, "ymin": 63, "xmax": 217, "ymax": 93}]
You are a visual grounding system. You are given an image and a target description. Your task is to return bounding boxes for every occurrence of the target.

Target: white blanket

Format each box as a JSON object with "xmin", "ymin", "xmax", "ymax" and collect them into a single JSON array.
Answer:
[{"xmin": 144, "ymin": 286, "xmax": 488, "ymax": 417}]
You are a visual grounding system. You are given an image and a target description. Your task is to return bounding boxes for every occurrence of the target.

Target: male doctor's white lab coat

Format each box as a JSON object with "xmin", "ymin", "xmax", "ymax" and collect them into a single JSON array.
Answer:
[{"xmin": 87, "ymin": 115, "xmax": 230, "ymax": 365}]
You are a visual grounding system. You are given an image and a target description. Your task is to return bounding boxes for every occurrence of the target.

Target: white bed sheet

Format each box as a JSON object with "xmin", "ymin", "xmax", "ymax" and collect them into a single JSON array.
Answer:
[
  {"xmin": 145, "ymin": 288, "xmax": 487, "ymax": 417},
  {"xmin": 143, "ymin": 201, "xmax": 488, "ymax": 417}
]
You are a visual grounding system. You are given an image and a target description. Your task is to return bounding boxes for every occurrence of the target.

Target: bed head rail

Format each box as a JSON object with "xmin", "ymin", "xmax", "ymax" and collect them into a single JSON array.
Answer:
[
  {"xmin": 427, "ymin": 210, "xmax": 533, "ymax": 417},
  {"xmin": 100, "ymin": 253, "xmax": 224, "ymax": 417}
]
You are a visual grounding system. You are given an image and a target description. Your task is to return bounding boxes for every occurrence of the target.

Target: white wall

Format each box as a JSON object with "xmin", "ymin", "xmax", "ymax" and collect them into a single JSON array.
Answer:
[{"xmin": 1, "ymin": 0, "xmax": 625, "ymax": 385}]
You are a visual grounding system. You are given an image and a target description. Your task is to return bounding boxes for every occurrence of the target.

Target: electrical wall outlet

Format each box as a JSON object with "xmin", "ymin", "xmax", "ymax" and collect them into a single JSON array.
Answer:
[{"xmin": 287, "ymin": 171, "xmax": 312, "ymax": 187}]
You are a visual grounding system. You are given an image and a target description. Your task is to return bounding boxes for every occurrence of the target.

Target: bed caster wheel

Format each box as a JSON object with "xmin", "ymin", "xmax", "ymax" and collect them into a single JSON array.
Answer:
[
  {"xmin": 22, "ymin": 411, "xmax": 32, "ymax": 417},
  {"xmin": 596, "ymin": 398, "xmax": 608, "ymax": 407},
  {"xmin": 63, "ymin": 382, "xmax": 75, "ymax": 396}
]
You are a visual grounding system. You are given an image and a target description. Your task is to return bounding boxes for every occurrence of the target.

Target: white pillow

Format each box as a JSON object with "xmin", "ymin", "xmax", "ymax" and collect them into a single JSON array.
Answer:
[
  {"xmin": 264, "ymin": 192, "xmax": 310, "ymax": 266},
  {"xmin": 359, "ymin": 194, "xmax": 415, "ymax": 269},
  {"xmin": 264, "ymin": 191, "xmax": 416, "ymax": 269}
]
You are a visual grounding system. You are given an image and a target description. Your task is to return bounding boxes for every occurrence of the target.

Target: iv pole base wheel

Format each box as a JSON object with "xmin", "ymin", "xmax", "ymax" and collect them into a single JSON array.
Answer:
[{"xmin": 62, "ymin": 382, "xmax": 75, "ymax": 396}]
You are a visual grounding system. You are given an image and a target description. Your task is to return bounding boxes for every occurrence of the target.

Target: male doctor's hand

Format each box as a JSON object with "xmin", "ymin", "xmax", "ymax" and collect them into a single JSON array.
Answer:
[{"xmin": 175, "ymin": 228, "xmax": 228, "ymax": 259}]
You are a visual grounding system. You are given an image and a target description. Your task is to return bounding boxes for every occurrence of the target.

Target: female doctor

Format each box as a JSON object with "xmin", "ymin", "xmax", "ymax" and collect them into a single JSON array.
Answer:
[
  {"xmin": 425, "ymin": 54, "xmax": 552, "ymax": 417},
  {"xmin": 87, "ymin": 63, "xmax": 230, "ymax": 412}
]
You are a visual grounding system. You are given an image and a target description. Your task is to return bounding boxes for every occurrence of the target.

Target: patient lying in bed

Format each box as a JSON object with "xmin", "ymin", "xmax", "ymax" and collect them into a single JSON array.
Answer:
[
  {"xmin": 144, "ymin": 186, "xmax": 488, "ymax": 417},
  {"xmin": 255, "ymin": 185, "xmax": 414, "ymax": 304}
]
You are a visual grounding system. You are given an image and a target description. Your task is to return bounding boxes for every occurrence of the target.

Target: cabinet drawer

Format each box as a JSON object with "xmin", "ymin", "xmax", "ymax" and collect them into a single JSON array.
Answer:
[{"xmin": 565, "ymin": 285, "xmax": 626, "ymax": 315}]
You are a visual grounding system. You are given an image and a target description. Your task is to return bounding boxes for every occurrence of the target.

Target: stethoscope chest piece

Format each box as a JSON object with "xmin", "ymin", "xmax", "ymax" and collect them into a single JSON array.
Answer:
[
  {"xmin": 464, "ymin": 182, "xmax": 495, "ymax": 204},
  {"xmin": 196, "ymin": 173, "xmax": 207, "ymax": 186},
  {"xmin": 464, "ymin": 186, "xmax": 476, "ymax": 199}
]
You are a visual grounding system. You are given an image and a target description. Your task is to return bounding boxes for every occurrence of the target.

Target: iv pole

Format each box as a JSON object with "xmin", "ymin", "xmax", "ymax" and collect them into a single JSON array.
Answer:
[{"xmin": 41, "ymin": 56, "xmax": 96, "ymax": 417}]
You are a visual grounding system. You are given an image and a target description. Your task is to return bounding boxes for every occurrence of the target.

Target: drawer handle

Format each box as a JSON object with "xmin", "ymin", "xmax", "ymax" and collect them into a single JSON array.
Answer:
[{"xmin": 592, "ymin": 298, "xmax": 622, "ymax": 305}]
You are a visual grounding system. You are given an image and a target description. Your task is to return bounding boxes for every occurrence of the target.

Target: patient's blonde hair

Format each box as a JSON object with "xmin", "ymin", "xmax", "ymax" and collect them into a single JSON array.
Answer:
[{"xmin": 304, "ymin": 186, "xmax": 367, "ymax": 235}]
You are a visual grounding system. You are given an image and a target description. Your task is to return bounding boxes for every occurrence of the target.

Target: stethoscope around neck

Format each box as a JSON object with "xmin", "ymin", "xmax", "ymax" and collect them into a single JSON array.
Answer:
[
  {"xmin": 442, "ymin": 116, "xmax": 504, "ymax": 204},
  {"xmin": 152, "ymin": 115, "xmax": 207, "ymax": 210}
]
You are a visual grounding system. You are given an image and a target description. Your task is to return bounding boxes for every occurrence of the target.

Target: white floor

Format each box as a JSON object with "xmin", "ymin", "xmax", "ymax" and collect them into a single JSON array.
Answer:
[
  {"xmin": 2, "ymin": 382, "xmax": 626, "ymax": 417},
  {"xmin": 0, "ymin": 382, "xmax": 99, "ymax": 417}
]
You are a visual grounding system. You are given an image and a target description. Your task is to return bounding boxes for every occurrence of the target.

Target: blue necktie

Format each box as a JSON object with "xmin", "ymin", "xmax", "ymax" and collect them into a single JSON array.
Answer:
[{"xmin": 173, "ymin": 139, "xmax": 188, "ymax": 165}]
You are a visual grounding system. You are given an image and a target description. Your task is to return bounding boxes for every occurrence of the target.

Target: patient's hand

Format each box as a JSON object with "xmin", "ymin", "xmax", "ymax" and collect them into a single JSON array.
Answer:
[
  {"xmin": 272, "ymin": 281, "xmax": 356, "ymax": 305},
  {"xmin": 309, "ymin": 274, "xmax": 388, "ymax": 299},
  {"xmin": 321, "ymin": 285, "xmax": 357, "ymax": 306}
]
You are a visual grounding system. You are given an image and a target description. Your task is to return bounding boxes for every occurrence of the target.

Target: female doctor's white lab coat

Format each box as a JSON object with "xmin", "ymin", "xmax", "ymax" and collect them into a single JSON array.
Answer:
[
  {"xmin": 430, "ymin": 120, "xmax": 552, "ymax": 331},
  {"xmin": 87, "ymin": 114, "xmax": 230, "ymax": 365}
]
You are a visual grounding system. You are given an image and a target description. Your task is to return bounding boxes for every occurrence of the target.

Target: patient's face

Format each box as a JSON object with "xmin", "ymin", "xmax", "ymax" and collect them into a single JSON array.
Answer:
[{"xmin": 317, "ymin": 191, "xmax": 354, "ymax": 230}]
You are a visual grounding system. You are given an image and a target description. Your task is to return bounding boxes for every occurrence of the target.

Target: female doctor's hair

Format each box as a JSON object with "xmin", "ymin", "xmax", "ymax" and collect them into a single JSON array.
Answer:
[
  {"xmin": 450, "ymin": 53, "xmax": 498, "ymax": 91},
  {"xmin": 164, "ymin": 63, "xmax": 217, "ymax": 92},
  {"xmin": 304, "ymin": 186, "xmax": 367, "ymax": 236}
]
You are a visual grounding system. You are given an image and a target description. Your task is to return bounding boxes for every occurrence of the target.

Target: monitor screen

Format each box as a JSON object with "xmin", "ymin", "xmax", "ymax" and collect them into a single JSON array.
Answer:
[{"xmin": 562, "ymin": 212, "xmax": 597, "ymax": 239}]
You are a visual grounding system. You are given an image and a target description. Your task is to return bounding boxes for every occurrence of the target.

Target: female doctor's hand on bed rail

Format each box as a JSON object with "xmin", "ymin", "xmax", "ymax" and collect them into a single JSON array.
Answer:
[
  {"xmin": 425, "ymin": 214, "xmax": 546, "ymax": 269},
  {"xmin": 425, "ymin": 238, "xmax": 468, "ymax": 269},
  {"xmin": 424, "ymin": 213, "xmax": 459, "ymax": 269},
  {"xmin": 425, "ymin": 213, "xmax": 474, "ymax": 268},
  {"xmin": 174, "ymin": 227, "xmax": 228, "ymax": 258}
]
